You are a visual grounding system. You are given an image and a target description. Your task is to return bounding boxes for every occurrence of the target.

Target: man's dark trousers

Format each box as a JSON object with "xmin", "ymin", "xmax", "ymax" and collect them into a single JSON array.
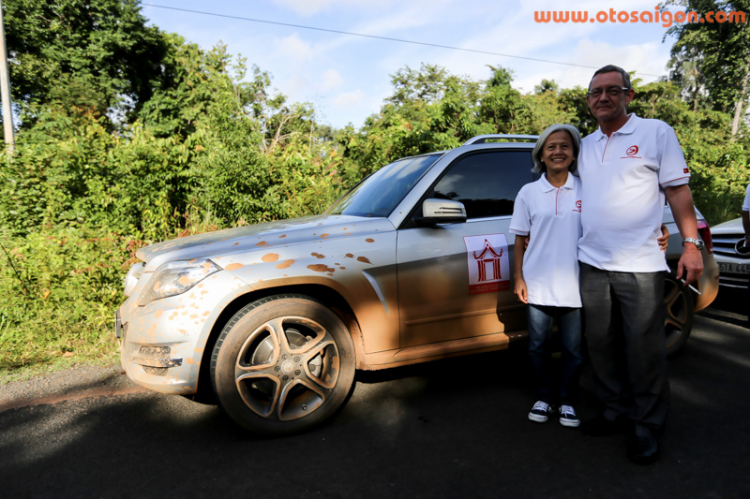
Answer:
[{"xmin": 580, "ymin": 262, "xmax": 669, "ymax": 437}]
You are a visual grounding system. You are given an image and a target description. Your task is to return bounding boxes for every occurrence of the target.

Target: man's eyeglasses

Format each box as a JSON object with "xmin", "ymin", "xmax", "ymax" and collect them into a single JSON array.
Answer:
[{"xmin": 587, "ymin": 86, "xmax": 631, "ymax": 99}]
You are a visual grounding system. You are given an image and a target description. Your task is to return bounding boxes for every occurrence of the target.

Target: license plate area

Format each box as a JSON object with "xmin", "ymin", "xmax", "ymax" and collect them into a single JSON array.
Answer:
[{"xmin": 718, "ymin": 262, "xmax": 750, "ymax": 275}]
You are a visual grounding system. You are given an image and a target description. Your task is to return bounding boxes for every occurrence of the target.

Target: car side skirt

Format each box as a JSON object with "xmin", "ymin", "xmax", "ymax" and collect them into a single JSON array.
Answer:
[{"xmin": 359, "ymin": 330, "xmax": 527, "ymax": 370}]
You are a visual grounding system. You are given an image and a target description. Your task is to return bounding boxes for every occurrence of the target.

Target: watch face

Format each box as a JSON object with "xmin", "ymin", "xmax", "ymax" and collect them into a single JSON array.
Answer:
[
  {"xmin": 688, "ymin": 238, "xmax": 704, "ymax": 250},
  {"xmin": 684, "ymin": 238, "xmax": 704, "ymax": 250}
]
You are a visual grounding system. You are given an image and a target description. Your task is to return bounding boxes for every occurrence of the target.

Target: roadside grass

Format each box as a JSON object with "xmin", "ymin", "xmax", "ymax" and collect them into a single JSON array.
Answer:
[
  {"xmin": 0, "ymin": 226, "xmax": 131, "ymax": 378},
  {"xmin": 0, "ymin": 353, "xmax": 121, "ymax": 385}
]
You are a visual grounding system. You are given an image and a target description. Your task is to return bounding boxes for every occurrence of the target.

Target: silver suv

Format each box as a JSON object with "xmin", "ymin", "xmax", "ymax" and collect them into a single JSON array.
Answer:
[{"xmin": 115, "ymin": 134, "xmax": 719, "ymax": 435}]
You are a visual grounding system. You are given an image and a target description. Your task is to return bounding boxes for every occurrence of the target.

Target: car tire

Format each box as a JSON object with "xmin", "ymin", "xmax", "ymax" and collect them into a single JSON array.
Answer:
[
  {"xmin": 210, "ymin": 294, "xmax": 356, "ymax": 435},
  {"xmin": 664, "ymin": 275, "xmax": 695, "ymax": 356}
]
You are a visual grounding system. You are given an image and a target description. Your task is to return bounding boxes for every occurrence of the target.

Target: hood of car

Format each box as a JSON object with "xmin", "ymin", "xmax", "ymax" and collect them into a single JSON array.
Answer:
[
  {"xmin": 137, "ymin": 214, "xmax": 392, "ymax": 272},
  {"xmin": 710, "ymin": 217, "xmax": 743, "ymax": 234}
]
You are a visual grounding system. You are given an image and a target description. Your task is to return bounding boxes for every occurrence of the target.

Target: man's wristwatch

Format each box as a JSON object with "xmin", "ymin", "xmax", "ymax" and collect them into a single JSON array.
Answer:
[{"xmin": 682, "ymin": 238, "xmax": 705, "ymax": 251}]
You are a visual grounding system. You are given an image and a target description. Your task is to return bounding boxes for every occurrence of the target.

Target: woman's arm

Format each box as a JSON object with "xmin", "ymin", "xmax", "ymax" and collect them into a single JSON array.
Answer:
[{"xmin": 513, "ymin": 234, "xmax": 528, "ymax": 304}]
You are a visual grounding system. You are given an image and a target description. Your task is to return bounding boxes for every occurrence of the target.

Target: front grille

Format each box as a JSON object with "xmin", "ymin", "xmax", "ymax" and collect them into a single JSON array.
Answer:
[
  {"xmin": 713, "ymin": 235, "xmax": 750, "ymax": 259},
  {"xmin": 718, "ymin": 273, "xmax": 750, "ymax": 289}
]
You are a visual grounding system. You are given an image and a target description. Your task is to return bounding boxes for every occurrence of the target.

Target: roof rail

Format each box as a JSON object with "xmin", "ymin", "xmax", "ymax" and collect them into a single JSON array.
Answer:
[{"xmin": 463, "ymin": 134, "xmax": 540, "ymax": 145}]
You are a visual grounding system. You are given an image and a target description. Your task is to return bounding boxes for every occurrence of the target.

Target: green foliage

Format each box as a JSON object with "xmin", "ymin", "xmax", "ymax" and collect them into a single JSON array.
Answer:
[
  {"xmin": 3, "ymin": 0, "xmax": 168, "ymax": 124},
  {"xmin": 0, "ymin": 17, "xmax": 356, "ymax": 370},
  {"xmin": 664, "ymin": 0, "xmax": 750, "ymax": 115},
  {"xmin": 0, "ymin": 226, "xmax": 130, "ymax": 369}
]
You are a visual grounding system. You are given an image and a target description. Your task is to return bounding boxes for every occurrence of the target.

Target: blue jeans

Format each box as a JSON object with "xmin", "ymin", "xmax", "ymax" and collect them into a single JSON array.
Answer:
[{"xmin": 526, "ymin": 304, "xmax": 583, "ymax": 405}]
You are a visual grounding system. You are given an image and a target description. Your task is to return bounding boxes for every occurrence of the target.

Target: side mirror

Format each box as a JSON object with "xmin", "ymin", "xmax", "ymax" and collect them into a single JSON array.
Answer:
[{"xmin": 415, "ymin": 198, "xmax": 467, "ymax": 226}]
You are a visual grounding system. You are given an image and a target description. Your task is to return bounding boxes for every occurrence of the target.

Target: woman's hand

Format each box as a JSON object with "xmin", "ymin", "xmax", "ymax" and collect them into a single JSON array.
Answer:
[
  {"xmin": 514, "ymin": 278, "xmax": 528, "ymax": 304},
  {"xmin": 658, "ymin": 224, "xmax": 670, "ymax": 252}
]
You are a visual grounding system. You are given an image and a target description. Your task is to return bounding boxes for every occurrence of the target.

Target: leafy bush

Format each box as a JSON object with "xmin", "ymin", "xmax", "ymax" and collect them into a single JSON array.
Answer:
[{"xmin": 0, "ymin": 226, "xmax": 135, "ymax": 369}]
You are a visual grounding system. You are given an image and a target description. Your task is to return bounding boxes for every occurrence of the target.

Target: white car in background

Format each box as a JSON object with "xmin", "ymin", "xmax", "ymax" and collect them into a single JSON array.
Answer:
[{"xmin": 711, "ymin": 217, "xmax": 750, "ymax": 290}]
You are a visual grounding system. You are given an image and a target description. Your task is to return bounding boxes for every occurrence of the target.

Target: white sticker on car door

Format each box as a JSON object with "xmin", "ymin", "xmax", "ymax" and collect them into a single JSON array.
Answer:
[{"xmin": 463, "ymin": 234, "xmax": 510, "ymax": 295}]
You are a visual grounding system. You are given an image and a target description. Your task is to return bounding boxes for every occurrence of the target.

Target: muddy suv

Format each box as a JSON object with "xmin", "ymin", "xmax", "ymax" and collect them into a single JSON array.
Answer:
[{"xmin": 116, "ymin": 134, "xmax": 719, "ymax": 435}]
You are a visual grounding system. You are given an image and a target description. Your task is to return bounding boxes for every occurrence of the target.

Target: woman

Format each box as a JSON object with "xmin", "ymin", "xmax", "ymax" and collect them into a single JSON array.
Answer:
[{"xmin": 510, "ymin": 124, "xmax": 584, "ymax": 427}]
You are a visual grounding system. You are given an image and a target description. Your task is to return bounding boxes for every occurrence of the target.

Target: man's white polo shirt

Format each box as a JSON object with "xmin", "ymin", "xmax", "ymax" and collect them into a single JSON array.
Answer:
[
  {"xmin": 577, "ymin": 114, "xmax": 690, "ymax": 272},
  {"xmin": 743, "ymin": 182, "xmax": 750, "ymax": 212},
  {"xmin": 510, "ymin": 173, "xmax": 582, "ymax": 308}
]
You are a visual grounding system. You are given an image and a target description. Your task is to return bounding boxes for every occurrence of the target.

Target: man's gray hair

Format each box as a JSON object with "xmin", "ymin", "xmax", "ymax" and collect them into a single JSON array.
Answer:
[
  {"xmin": 589, "ymin": 64, "xmax": 632, "ymax": 90},
  {"xmin": 532, "ymin": 124, "xmax": 581, "ymax": 174}
]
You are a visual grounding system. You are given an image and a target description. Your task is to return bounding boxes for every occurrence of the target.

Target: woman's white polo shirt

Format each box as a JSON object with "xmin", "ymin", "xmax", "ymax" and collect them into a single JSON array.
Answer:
[{"xmin": 510, "ymin": 173, "xmax": 582, "ymax": 308}]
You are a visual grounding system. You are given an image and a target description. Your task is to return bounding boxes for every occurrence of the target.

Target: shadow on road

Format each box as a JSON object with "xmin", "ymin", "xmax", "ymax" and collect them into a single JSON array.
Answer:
[{"xmin": 698, "ymin": 287, "xmax": 748, "ymax": 328}]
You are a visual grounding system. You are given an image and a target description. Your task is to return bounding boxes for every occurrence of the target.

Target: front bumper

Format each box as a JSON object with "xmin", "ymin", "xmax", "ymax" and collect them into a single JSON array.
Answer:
[{"xmin": 116, "ymin": 270, "xmax": 251, "ymax": 395}]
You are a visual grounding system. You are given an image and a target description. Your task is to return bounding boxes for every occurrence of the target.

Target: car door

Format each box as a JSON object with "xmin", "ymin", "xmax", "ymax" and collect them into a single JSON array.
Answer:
[{"xmin": 396, "ymin": 149, "xmax": 535, "ymax": 348}]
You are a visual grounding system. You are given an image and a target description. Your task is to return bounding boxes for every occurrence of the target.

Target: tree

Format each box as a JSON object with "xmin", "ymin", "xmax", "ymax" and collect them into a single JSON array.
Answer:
[
  {"xmin": 668, "ymin": 47, "xmax": 706, "ymax": 112},
  {"xmin": 2, "ymin": 0, "xmax": 168, "ymax": 125},
  {"xmin": 478, "ymin": 65, "xmax": 524, "ymax": 133},
  {"xmin": 534, "ymin": 79, "xmax": 559, "ymax": 94},
  {"xmin": 664, "ymin": 0, "xmax": 750, "ymax": 135}
]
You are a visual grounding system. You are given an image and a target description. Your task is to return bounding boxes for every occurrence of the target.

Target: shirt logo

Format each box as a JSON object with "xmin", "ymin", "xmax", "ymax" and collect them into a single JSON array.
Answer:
[
  {"xmin": 573, "ymin": 200, "xmax": 582, "ymax": 213},
  {"xmin": 683, "ymin": 168, "xmax": 689, "ymax": 174},
  {"xmin": 621, "ymin": 145, "xmax": 641, "ymax": 159}
]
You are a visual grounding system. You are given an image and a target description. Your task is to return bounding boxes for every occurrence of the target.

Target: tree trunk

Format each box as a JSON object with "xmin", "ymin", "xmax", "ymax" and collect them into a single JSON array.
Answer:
[{"xmin": 731, "ymin": 62, "xmax": 749, "ymax": 139}]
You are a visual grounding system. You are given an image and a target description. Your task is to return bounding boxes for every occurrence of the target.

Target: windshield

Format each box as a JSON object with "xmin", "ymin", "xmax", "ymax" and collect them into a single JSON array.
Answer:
[{"xmin": 327, "ymin": 154, "xmax": 442, "ymax": 218}]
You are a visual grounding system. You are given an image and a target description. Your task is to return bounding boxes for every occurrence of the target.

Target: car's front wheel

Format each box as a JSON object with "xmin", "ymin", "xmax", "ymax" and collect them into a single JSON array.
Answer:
[
  {"xmin": 211, "ymin": 294, "xmax": 356, "ymax": 435},
  {"xmin": 664, "ymin": 275, "xmax": 695, "ymax": 356}
]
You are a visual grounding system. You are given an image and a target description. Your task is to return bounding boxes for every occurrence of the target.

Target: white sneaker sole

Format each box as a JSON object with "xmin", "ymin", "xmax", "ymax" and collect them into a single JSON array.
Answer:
[
  {"xmin": 528, "ymin": 412, "xmax": 550, "ymax": 423},
  {"xmin": 559, "ymin": 417, "xmax": 581, "ymax": 428}
]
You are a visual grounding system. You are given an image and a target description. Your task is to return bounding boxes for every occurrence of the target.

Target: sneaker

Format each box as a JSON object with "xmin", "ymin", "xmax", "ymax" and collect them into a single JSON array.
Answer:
[
  {"xmin": 559, "ymin": 405, "xmax": 580, "ymax": 427},
  {"xmin": 528, "ymin": 400, "xmax": 554, "ymax": 423}
]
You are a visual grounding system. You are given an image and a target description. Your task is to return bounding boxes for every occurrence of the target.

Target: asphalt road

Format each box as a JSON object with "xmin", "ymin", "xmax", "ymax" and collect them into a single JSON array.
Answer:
[{"xmin": 1, "ymin": 289, "xmax": 748, "ymax": 498}]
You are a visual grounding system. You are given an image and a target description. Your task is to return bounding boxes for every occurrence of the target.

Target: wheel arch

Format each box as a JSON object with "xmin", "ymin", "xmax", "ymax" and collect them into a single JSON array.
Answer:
[{"xmin": 189, "ymin": 284, "xmax": 365, "ymax": 403}]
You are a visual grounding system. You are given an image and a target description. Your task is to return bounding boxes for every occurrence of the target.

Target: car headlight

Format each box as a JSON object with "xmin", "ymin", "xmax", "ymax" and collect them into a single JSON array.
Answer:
[{"xmin": 137, "ymin": 259, "xmax": 221, "ymax": 306}]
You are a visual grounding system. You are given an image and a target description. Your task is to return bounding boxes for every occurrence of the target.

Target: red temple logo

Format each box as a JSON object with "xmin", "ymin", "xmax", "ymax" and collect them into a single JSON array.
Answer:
[{"xmin": 473, "ymin": 239, "xmax": 503, "ymax": 282}]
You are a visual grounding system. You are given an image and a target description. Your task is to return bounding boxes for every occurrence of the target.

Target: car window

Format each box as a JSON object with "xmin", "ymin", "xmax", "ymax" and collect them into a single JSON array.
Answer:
[
  {"xmin": 327, "ymin": 154, "xmax": 441, "ymax": 218},
  {"xmin": 431, "ymin": 150, "xmax": 534, "ymax": 219}
]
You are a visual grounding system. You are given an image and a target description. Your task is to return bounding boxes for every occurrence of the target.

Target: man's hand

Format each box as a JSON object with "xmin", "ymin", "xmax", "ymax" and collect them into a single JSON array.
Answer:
[
  {"xmin": 658, "ymin": 224, "xmax": 670, "ymax": 252},
  {"xmin": 514, "ymin": 277, "xmax": 528, "ymax": 304},
  {"xmin": 665, "ymin": 184, "xmax": 704, "ymax": 286},
  {"xmin": 677, "ymin": 245, "xmax": 703, "ymax": 286}
]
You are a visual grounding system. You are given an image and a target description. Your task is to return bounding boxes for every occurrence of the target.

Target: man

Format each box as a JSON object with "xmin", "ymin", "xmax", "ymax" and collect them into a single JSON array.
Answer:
[{"xmin": 577, "ymin": 65, "xmax": 704, "ymax": 465}]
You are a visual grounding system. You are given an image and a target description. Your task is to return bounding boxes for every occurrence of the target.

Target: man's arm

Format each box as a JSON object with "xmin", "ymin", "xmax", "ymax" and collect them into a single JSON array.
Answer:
[
  {"xmin": 742, "ymin": 210, "xmax": 750, "ymax": 248},
  {"xmin": 664, "ymin": 184, "xmax": 703, "ymax": 285}
]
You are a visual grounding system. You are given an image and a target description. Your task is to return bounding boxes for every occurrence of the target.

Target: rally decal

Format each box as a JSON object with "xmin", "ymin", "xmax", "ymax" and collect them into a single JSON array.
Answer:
[{"xmin": 463, "ymin": 234, "xmax": 510, "ymax": 295}]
